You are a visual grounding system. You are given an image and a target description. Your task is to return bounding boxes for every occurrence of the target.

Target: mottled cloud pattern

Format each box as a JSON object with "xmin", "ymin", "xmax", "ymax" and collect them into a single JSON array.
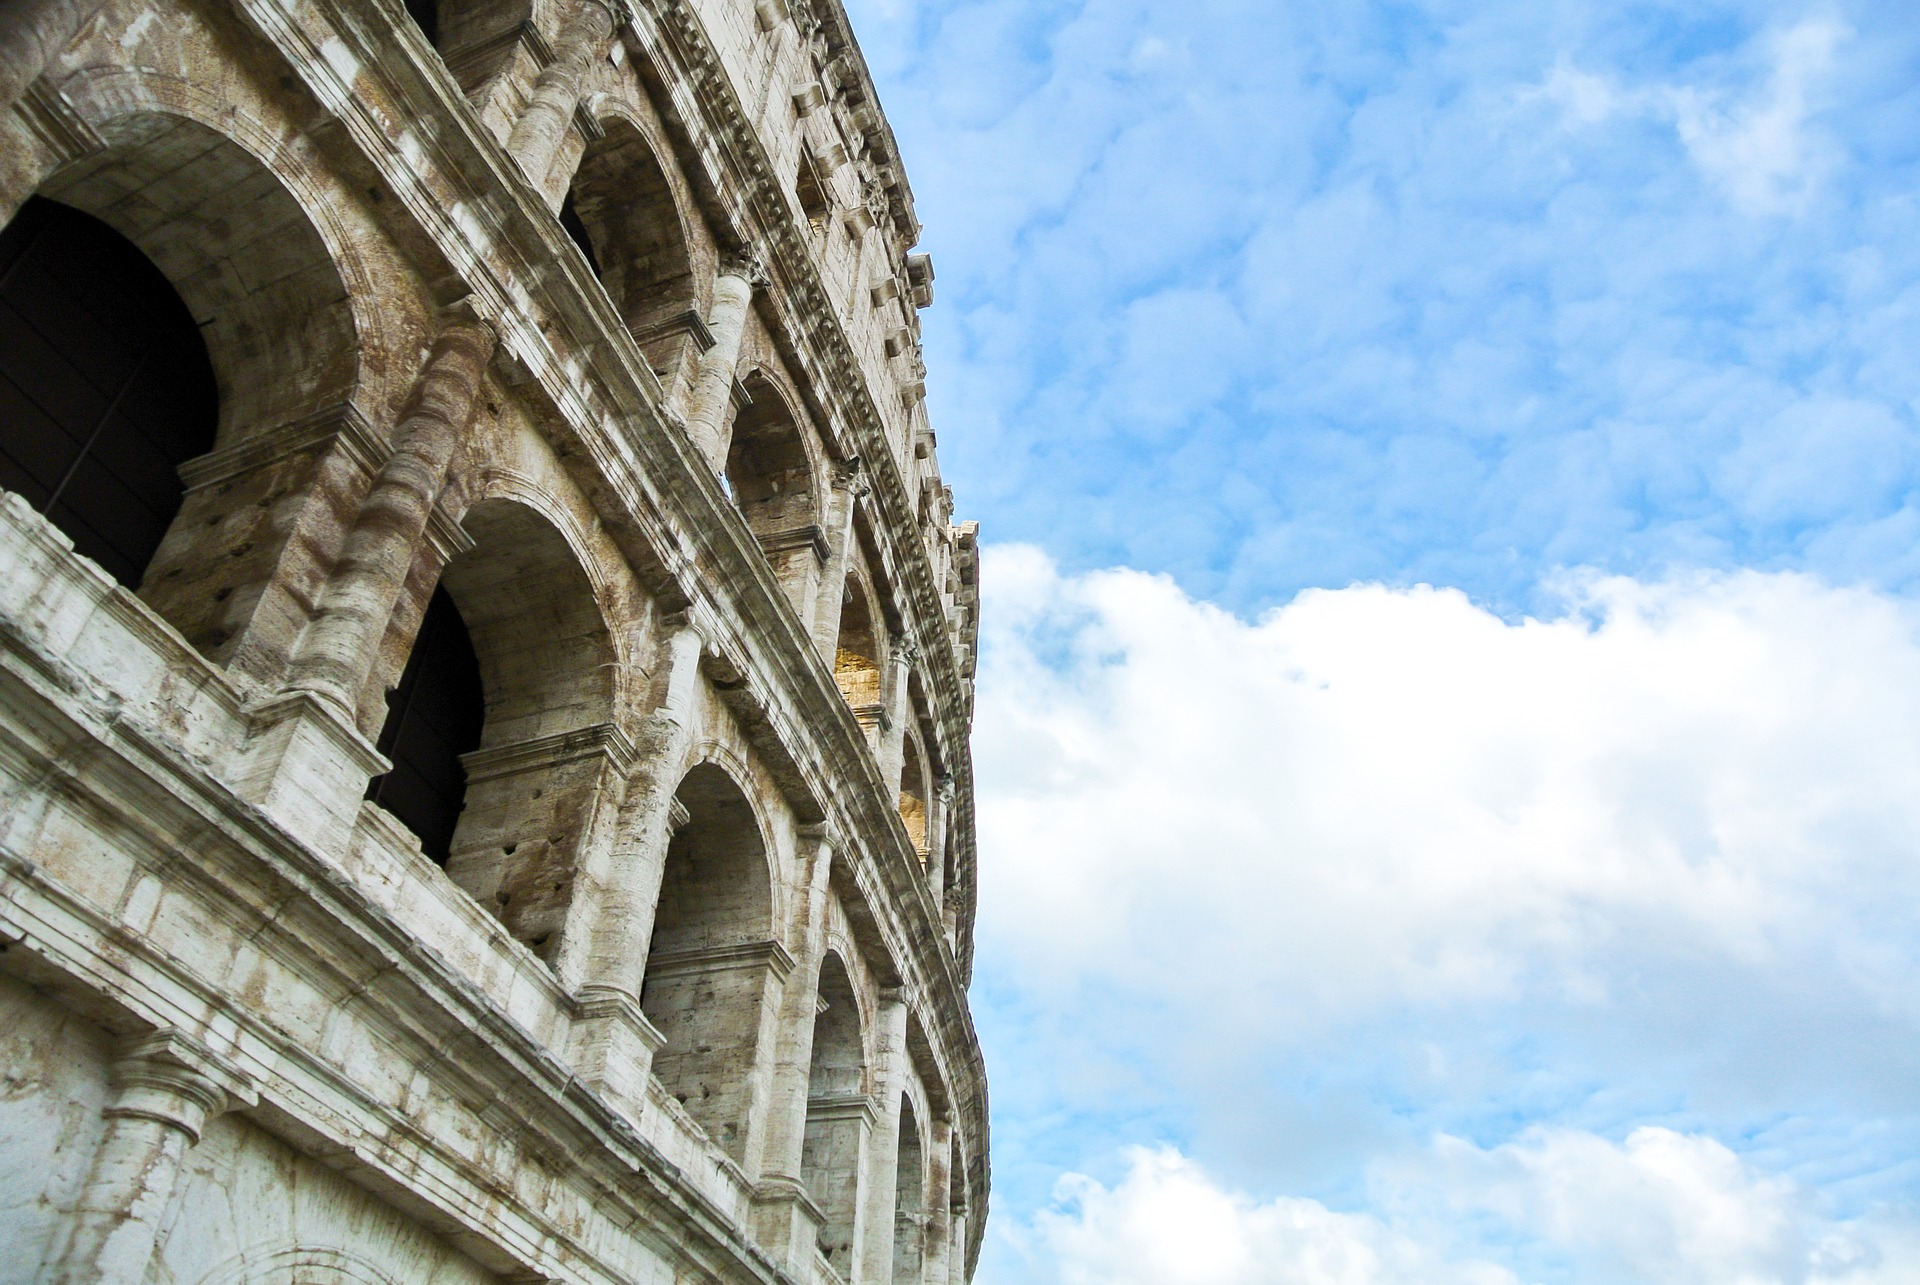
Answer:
[{"xmin": 838, "ymin": 0, "xmax": 1920, "ymax": 1280}]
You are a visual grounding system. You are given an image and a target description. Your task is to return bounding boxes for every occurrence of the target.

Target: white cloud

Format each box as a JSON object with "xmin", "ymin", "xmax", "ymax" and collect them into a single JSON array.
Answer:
[
  {"xmin": 1535, "ymin": 19, "xmax": 1847, "ymax": 214},
  {"xmin": 1670, "ymin": 20, "xmax": 1844, "ymax": 214},
  {"xmin": 983, "ymin": 541, "xmax": 1920, "ymax": 998},
  {"xmin": 975, "ymin": 548, "xmax": 1920, "ymax": 1067},
  {"xmin": 1008, "ymin": 1146, "xmax": 1515, "ymax": 1285},
  {"xmin": 1003, "ymin": 1134, "xmax": 1920, "ymax": 1285}
]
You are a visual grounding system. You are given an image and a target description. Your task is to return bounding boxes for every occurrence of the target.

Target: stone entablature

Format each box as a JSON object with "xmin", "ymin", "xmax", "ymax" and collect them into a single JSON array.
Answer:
[{"xmin": 0, "ymin": 0, "xmax": 986, "ymax": 1276}]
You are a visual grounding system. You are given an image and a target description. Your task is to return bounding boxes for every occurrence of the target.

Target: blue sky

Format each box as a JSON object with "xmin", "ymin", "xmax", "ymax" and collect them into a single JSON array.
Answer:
[{"xmin": 843, "ymin": 1, "xmax": 1920, "ymax": 1280}]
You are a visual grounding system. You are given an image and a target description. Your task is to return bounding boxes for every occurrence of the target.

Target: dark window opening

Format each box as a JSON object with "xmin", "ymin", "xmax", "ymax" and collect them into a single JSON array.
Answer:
[
  {"xmin": 367, "ymin": 584, "xmax": 485, "ymax": 862},
  {"xmin": 403, "ymin": 0, "xmax": 439, "ymax": 46},
  {"xmin": 0, "ymin": 196, "xmax": 218, "ymax": 589},
  {"xmin": 795, "ymin": 155, "xmax": 830, "ymax": 231},
  {"xmin": 559, "ymin": 191, "xmax": 602, "ymax": 278}
]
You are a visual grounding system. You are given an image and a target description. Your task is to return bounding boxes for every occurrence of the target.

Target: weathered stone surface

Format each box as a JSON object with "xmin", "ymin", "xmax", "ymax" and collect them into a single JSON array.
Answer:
[{"xmin": 0, "ymin": 0, "xmax": 987, "ymax": 1277}]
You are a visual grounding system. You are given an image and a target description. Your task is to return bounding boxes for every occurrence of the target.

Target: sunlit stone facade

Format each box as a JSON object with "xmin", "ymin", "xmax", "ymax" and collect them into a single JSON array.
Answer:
[{"xmin": 0, "ymin": 0, "xmax": 986, "ymax": 1276}]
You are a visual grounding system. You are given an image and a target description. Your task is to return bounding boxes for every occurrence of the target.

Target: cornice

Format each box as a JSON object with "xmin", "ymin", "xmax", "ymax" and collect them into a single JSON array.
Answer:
[
  {"xmin": 223, "ymin": 0, "xmax": 986, "ymax": 1249},
  {"xmin": 0, "ymin": 617, "xmax": 781, "ymax": 1285},
  {"xmin": 633, "ymin": 0, "xmax": 982, "ymax": 974}
]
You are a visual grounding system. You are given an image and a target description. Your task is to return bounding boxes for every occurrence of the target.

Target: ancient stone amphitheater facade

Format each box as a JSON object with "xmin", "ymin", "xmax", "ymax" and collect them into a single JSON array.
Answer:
[{"xmin": 0, "ymin": 0, "xmax": 986, "ymax": 1277}]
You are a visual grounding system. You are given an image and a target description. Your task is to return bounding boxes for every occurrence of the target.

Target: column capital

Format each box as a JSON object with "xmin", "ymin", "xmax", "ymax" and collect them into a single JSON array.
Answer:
[
  {"xmin": 719, "ymin": 250, "xmax": 770, "ymax": 289},
  {"xmin": 829, "ymin": 454, "xmax": 869, "ymax": 494},
  {"xmin": 106, "ymin": 1029, "xmax": 255, "ymax": 1145}
]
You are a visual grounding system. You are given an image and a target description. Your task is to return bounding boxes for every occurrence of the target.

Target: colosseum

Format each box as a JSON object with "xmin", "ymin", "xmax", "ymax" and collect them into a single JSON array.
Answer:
[{"xmin": 0, "ymin": 0, "xmax": 986, "ymax": 1275}]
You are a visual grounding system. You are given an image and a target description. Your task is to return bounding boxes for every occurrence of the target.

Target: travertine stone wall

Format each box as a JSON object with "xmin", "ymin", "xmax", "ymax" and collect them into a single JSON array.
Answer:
[{"xmin": 0, "ymin": 0, "xmax": 987, "ymax": 1276}]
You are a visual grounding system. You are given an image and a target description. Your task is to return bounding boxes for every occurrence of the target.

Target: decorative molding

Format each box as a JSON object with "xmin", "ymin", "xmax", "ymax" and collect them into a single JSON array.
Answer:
[
  {"xmin": 15, "ymin": 81, "xmax": 104, "ymax": 162},
  {"xmin": 461, "ymin": 722, "xmax": 639, "ymax": 783},
  {"xmin": 755, "ymin": 524, "xmax": 828, "ymax": 564},
  {"xmin": 423, "ymin": 499, "xmax": 477, "ymax": 562},
  {"xmin": 644, "ymin": 938, "xmax": 797, "ymax": 981},
  {"xmin": 178, "ymin": 403, "xmax": 385, "ymax": 492},
  {"xmin": 630, "ymin": 308, "xmax": 715, "ymax": 354},
  {"xmin": 804, "ymin": 1093, "xmax": 879, "ymax": 1127}
]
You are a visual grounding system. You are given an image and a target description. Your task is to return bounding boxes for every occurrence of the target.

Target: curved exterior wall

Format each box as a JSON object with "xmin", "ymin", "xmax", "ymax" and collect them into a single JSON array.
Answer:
[{"xmin": 0, "ymin": 0, "xmax": 987, "ymax": 1278}]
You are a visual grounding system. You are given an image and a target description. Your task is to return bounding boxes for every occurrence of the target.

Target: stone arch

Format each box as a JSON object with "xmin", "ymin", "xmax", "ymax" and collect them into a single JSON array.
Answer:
[
  {"xmin": 641, "ymin": 759, "xmax": 786, "ymax": 1161},
  {"xmin": 391, "ymin": 496, "xmax": 623, "ymax": 962},
  {"xmin": 0, "ymin": 195, "xmax": 218, "ymax": 591},
  {"xmin": 898, "ymin": 723, "xmax": 930, "ymax": 860},
  {"xmin": 833, "ymin": 561, "xmax": 885, "ymax": 721},
  {"xmin": 18, "ymin": 75, "xmax": 374, "ymax": 674},
  {"xmin": 45, "ymin": 75, "xmax": 365, "ymax": 447},
  {"xmin": 803, "ymin": 949, "xmax": 868, "ymax": 1277},
  {"xmin": 894, "ymin": 1092, "xmax": 927, "ymax": 1284},
  {"xmin": 727, "ymin": 369, "xmax": 824, "ymax": 605},
  {"xmin": 563, "ymin": 112, "xmax": 700, "ymax": 391},
  {"xmin": 195, "ymin": 1244, "xmax": 405, "ymax": 1285}
]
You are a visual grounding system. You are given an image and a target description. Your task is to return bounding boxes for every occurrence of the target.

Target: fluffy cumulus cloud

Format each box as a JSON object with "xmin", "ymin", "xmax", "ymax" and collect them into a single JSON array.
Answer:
[
  {"xmin": 846, "ymin": 0, "xmax": 1920, "ymax": 612},
  {"xmin": 969, "ymin": 548, "xmax": 1920, "ymax": 1281},
  {"xmin": 1006, "ymin": 1133, "xmax": 1920, "ymax": 1285}
]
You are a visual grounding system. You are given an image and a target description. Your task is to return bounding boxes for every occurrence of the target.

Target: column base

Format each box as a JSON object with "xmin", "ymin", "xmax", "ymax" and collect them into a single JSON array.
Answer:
[
  {"xmin": 226, "ymin": 689, "xmax": 385, "ymax": 857},
  {"xmin": 750, "ymin": 1173, "xmax": 827, "ymax": 1277},
  {"xmin": 567, "ymin": 985, "xmax": 666, "ymax": 1125}
]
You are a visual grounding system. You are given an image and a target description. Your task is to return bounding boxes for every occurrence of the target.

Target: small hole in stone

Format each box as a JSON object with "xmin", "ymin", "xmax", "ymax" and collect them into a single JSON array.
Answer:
[
  {"xmin": 503, "ymin": 843, "xmax": 517, "ymax": 855},
  {"xmin": 530, "ymin": 933, "xmax": 550, "ymax": 948},
  {"xmin": 497, "ymin": 891, "xmax": 510, "ymax": 904},
  {"xmin": 229, "ymin": 542, "xmax": 253, "ymax": 557},
  {"xmin": 213, "ymin": 586, "xmax": 232, "ymax": 601},
  {"xmin": 531, "ymin": 789, "xmax": 543, "ymax": 799}
]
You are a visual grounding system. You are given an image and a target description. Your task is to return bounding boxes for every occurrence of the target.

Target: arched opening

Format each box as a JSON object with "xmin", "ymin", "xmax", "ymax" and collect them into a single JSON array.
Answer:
[
  {"xmin": 564, "ymin": 120, "xmax": 698, "ymax": 390},
  {"xmin": 558, "ymin": 190, "xmax": 602, "ymax": 277},
  {"xmin": 726, "ymin": 373, "xmax": 821, "ymax": 607},
  {"xmin": 30, "ymin": 107, "xmax": 359, "ymax": 677},
  {"xmin": 833, "ymin": 576, "xmax": 883, "ymax": 711},
  {"xmin": 898, "ymin": 729, "xmax": 929, "ymax": 862},
  {"xmin": 429, "ymin": 498, "xmax": 621, "ymax": 961},
  {"xmin": 803, "ymin": 952, "xmax": 867, "ymax": 1277},
  {"xmin": 0, "ymin": 196, "xmax": 217, "ymax": 590},
  {"xmin": 366, "ymin": 584, "xmax": 484, "ymax": 862},
  {"xmin": 641, "ymin": 762, "xmax": 781, "ymax": 1160},
  {"xmin": 893, "ymin": 1096, "xmax": 926, "ymax": 1284}
]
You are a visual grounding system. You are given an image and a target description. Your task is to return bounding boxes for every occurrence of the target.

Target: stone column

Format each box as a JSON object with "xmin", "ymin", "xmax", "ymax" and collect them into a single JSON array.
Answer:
[
  {"xmin": 504, "ymin": 0, "xmax": 615, "ymax": 192},
  {"xmin": 565, "ymin": 621, "xmax": 703, "ymax": 1118},
  {"xmin": 811, "ymin": 458, "xmax": 868, "ymax": 662},
  {"xmin": 288, "ymin": 319, "xmax": 496, "ymax": 717},
  {"xmin": 0, "ymin": 0, "xmax": 105, "ymax": 119},
  {"xmin": 751, "ymin": 829, "xmax": 836, "ymax": 1270},
  {"xmin": 925, "ymin": 775, "xmax": 953, "ymax": 909},
  {"xmin": 876, "ymin": 637, "xmax": 917, "ymax": 793},
  {"xmin": 947, "ymin": 1210, "xmax": 969, "ymax": 1285},
  {"xmin": 44, "ymin": 1032, "xmax": 245, "ymax": 1285},
  {"xmin": 856, "ymin": 990, "xmax": 910, "ymax": 1285},
  {"xmin": 922, "ymin": 1116, "xmax": 955, "ymax": 1285},
  {"xmin": 682, "ymin": 255, "xmax": 762, "ymax": 474}
]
